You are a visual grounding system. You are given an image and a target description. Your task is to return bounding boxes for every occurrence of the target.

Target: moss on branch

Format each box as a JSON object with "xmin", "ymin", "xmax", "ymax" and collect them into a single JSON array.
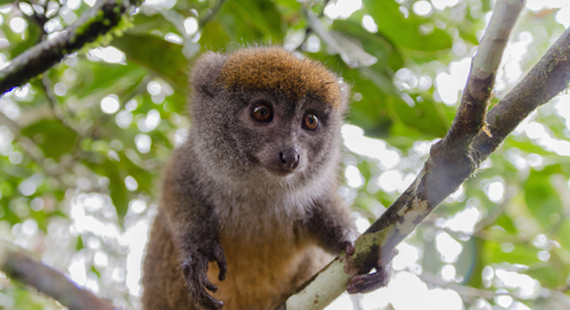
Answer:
[{"xmin": 0, "ymin": 0, "xmax": 141, "ymax": 95}]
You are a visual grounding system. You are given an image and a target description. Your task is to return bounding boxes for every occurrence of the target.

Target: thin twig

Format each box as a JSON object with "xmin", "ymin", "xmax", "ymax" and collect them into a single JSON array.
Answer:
[
  {"xmin": 473, "ymin": 194, "xmax": 512, "ymax": 233},
  {"xmin": 558, "ymin": 283, "xmax": 570, "ymax": 292},
  {"xmin": 0, "ymin": 110, "xmax": 52, "ymax": 171},
  {"xmin": 295, "ymin": 0, "xmax": 332, "ymax": 51},
  {"xmin": 41, "ymin": 73, "xmax": 81, "ymax": 135},
  {"xmin": 418, "ymin": 271, "xmax": 518, "ymax": 301},
  {"xmin": 198, "ymin": 0, "xmax": 227, "ymax": 27},
  {"xmin": 0, "ymin": 109, "xmax": 108, "ymax": 193}
]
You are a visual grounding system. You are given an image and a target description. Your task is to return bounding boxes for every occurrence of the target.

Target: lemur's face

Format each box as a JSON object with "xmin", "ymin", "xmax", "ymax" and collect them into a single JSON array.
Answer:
[{"xmin": 190, "ymin": 47, "xmax": 349, "ymax": 188}]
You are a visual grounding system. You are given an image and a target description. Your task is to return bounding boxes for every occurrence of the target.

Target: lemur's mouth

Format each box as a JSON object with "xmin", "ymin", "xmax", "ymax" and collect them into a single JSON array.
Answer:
[{"xmin": 265, "ymin": 166, "xmax": 296, "ymax": 177}]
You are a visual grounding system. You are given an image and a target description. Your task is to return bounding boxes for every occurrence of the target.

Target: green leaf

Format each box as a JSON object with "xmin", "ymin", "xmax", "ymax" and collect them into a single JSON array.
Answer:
[
  {"xmin": 128, "ymin": 12, "xmax": 179, "ymax": 35},
  {"xmin": 305, "ymin": 10, "xmax": 376, "ymax": 68},
  {"xmin": 525, "ymin": 251, "xmax": 570, "ymax": 288},
  {"xmin": 82, "ymin": 157, "xmax": 129, "ymax": 224},
  {"xmin": 495, "ymin": 213, "xmax": 517, "ymax": 233},
  {"xmin": 201, "ymin": 21, "xmax": 232, "ymax": 51},
  {"xmin": 345, "ymin": 73, "xmax": 393, "ymax": 137},
  {"xmin": 91, "ymin": 265, "xmax": 101, "ymax": 277},
  {"xmin": 207, "ymin": 0, "xmax": 285, "ymax": 45},
  {"xmin": 387, "ymin": 95, "xmax": 451, "ymax": 138},
  {"xmin": 76, "ymin": 236, "xmax": 84, "ymax": 250},
  {"xmin": 71, "ymin": 62, "xmax": 148, "ymax": 99},
  {"xmin": 553, "ymin": 220, "xmax": 570, "ymax": 251},
  {"xmin": 524, "ymin": 169, "xmax": 563, "ymax": 230},
  {"xmin": 221, "ymin": 0, "xmax": 283, "ymax": 40},
  {"xmin": 103, "ymin": 160, "xmax": 129, "ymax": 224},
  {"xmin": 21, "ymin": 119, "xmax": 77, "ymax": 159},
  {"xmin": 358, "ymin": 66, "xmax": 399, "ymax": 96},
  {"xmin": 331, "ymin": 19, "xmax": 404, "ymax": 72},
  {"xmin": 117, "ymin": 152, "xmax": 154, "ymax": 193},
  {"xmin": 462, "ymin": 237, "xmax": 485, "ymax": 287},
  {"xmin": 526, "ymin": 266, "xmax": 560, "ymax": 288},
  {"xmin": 483, "ymin": 240, "xmax": 540, "ymax": 266},
  {"xmin": 2, "ymin": 17, "xmax": 42, "ymax": 58},
  {"xmin": 112, "ymin": 33, "xmax": 188, "ymax": 90},
  {"xmin": 362, "ymin": 0, "xmax": 452, "ymax": 52},
  {"xmin": 507, "ymin": 140, "xmax": 556, "ymax": 156}
]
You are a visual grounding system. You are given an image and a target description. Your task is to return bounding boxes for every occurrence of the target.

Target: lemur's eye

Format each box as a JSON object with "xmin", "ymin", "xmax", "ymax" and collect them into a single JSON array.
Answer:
[
  {"xmin": 303, "ymin": 113, "xmax": 319, "ymax": 131},
  {"xmin": 250, "ymin": 100, "xmax": 273, "ymax": 123}
]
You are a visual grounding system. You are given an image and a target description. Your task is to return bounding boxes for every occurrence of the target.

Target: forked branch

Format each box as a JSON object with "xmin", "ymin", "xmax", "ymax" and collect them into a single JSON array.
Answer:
[{"xmin": 278, "ymin": 1, "xmax": 568, "ymax": 309}]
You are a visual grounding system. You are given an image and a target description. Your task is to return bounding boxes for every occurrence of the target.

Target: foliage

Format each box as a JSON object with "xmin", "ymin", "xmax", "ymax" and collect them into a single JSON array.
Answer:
[{"xmin": 0, "ymin": 0, "xmax": 569, "ymax": 309}]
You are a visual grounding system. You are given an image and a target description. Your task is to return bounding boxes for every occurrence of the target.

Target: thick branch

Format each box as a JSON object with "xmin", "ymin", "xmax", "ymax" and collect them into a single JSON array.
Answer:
[
  {"xmin": 440, "ymin": 0, "xmax": 524, "ymax": 152},
  {"xmin": 0, "ymin": 0, "xmax": 141, "ymax": 95},
  {"xmin": 277, "ymin": 3, "xmax": 569, "ymax": 310},
  {"xmin": 284, "ymin": 24, "xmax": 570, "ymax": 310},
  {"xmin": 0, "ymin": 239, "xmax": 115, "ymax": 310},
  {"xmin": 472, "ymin": 28, "xmax": 570, "ymax": 160}
]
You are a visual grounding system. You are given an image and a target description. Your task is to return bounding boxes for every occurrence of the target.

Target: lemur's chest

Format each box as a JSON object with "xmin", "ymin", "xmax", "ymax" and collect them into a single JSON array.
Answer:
[
  {"xmin": 213, "ymin": 193, "xmax": 311, "ymax": 240},
  {"xmin": 207, "ymin": 237, "xmax": 329, "ymax": 310},
  {"xmin": 207, "ymin": 198, "xmax": 321, "ymax": 310}
]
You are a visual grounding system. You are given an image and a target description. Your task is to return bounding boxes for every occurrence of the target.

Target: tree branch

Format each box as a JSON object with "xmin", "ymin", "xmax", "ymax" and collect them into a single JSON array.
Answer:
[
  {"xmin": 418, "ymin": 271, "xmax": 517, "ymax": 302},
  {"xmin": 472, "ymin": 27, "xmax": 570, "ymax": 160},
  {"xmin": 0, "ymin": 109, "xmax": 110, "ymax": 193},
  {"xmin": 294, "ymin": 0, "xmax": 331, "ymax": 51},
  {"xmin": 276, "ymin": 1, "xmax": 570, "ymax": 309},
  {"xmin": 0, "ymin": 110, "xmax": 54, "ymax": 172},
  {"xmin": 198, "ymin": 0, "xmax": 227, "ymax": 27},
  {"xmin": 442, "ymin": 0, "xmax": 524, "ymax": 151},
  {"xmin": 0, "ymin": 239, "xmax": 115, "ymax": 310},
  {"xmin": 0, "ymin": 0, "xmax": 142, "ymax": 95}
]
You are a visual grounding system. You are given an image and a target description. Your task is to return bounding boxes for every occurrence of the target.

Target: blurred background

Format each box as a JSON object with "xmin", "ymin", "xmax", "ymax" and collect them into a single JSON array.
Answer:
[{"xmin": 0, "ymin": 0, "xmax": 570, "ymax": 309}]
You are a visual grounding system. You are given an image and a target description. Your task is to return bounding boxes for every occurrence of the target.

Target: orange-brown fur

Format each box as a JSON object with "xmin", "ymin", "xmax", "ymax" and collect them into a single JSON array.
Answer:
[
  {"xmin": 206, "ymin": 237, "xmax": 332, "ymax": 309},
  {"xmin": 218, "ymin": 47, "xmax": 343, "ymax": 106},
  {"xmin": 142, "ymin": 213, "xmax": 332, "ymax": 310}
]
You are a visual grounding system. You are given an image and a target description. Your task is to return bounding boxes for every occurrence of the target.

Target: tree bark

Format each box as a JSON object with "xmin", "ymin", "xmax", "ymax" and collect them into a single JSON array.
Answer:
[
  {"xmin": 277, "ymin": 1, "xmax": 570, "ymax": 309},
  {"xmin": 5, "ymin": 1, "xmax": 570, "ymax": 310},
  {"xmin": 0, "ymin": 239, "xmax": 115, "ymax": 310},
  {"xmin": 0, "ymin": 0, "xmax": 142, "ymax": 95}
]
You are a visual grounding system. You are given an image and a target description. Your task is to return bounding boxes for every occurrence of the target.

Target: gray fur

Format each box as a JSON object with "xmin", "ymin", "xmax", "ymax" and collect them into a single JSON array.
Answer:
[{"xmin": 142, "ymin": 47, "xmax": 355, "ymax": 310}]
